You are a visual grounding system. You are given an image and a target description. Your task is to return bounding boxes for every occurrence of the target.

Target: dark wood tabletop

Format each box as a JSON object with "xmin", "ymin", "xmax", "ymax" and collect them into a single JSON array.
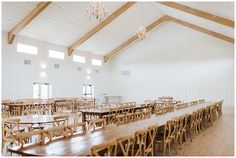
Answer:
[{"xmin": 8, "ymin": 101, "xmax": 216, "ymax": 156}]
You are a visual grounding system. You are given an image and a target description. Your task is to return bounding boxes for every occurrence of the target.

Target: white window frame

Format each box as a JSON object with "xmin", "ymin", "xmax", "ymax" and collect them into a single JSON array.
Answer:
[
  {"xmin": 49, "ymin": 50, "xmax": 65, "ymax": 60},
  {"xmin": 91, "ymin": 59, "xmax": 102, "ymax": 66},
  {"xmin": 17, "ymin": 43, "xmax": 38, "ymax": 55},
  {"xmin": 73, "ymin": 55, "xmax": 86, "ymax": 63}
]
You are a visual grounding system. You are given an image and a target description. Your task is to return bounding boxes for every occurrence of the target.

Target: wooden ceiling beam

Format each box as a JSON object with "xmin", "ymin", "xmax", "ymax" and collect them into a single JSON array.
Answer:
[
  {"xmin": 67, "ymin": 2, "xmax": 136, "ymax": 56},
  {"xmin": 104, "ymin": 15, "xmax": 234, "ymax": 63},
  {"xmin": 167, "ymin": 16, "xmax": 234, "ymax": 44},
  {"xmin": 8, "ymin": 2, "xmax": 51, "ymax": 44},
  {"xmin": 158, "ymin": 2, "xmax": 234, "ymax": 28},
  {"xmin": 104, "ymin": 16, "xmax": 170, "ymax": 63}
]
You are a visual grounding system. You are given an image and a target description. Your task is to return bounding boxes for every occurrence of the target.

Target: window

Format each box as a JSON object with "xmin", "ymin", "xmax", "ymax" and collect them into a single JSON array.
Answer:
[
  {"xmin": 82, "ymin": 84, "xmax": 94, "ymax": 98},
  {"xmin": 73, "ymin": 55, "xmax": 85, "ymax": 63},
  {"xmin": 92, "ymin": 59, "xmax": 102, "ymax": 66},
  {"xmin": 17, "ymin": 43, "xmax": 38, "ymax": 55},
  {"xmin": 49, "ymin": 50, "xmax": 64, "ymax": 60}
]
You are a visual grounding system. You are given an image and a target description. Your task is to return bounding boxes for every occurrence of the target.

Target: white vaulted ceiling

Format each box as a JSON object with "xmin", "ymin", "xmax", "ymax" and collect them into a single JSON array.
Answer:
[{"xmin": 2, "ymin": 2, "xmax": 234, "ymax": 56}]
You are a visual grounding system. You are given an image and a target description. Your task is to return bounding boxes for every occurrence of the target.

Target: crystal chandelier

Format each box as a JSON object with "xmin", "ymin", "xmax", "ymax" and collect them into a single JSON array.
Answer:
[
  {"xmin": 86, "ymin": 2, "xmax": 107, "ymax": 22},
  {"xmin": 136, "ymin": 4, "xmax": 147, "ymax": 41},
  {"xmin": 136, "ymin": 26, "xmax": 147, "ymax": 41}
]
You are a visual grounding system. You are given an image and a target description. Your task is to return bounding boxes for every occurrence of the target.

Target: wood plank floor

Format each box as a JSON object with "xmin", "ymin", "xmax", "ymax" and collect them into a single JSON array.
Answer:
[{"xmin": 168, "ymin": 106, "xmax": 234, "ymax": 156}]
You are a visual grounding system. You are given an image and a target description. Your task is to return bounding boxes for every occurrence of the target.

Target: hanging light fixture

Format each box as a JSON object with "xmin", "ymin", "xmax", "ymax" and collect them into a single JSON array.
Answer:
[
  {"xmin": 86, "ymin": 2, "xmax": 107, "ymax": 22},
  {"xmin": 136, "ymin": 26, "xmax": 147, "ymax": 40},
  {"xmin": 136, "ymin": 3, "xmax": 147, "ymax": 41}
]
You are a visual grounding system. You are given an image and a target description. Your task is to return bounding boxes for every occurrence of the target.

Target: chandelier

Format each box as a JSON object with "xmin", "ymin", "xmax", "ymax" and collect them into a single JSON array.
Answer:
[
  {"xmin": 136, "ymin": 26, "xmax": 147, "ymax": 41},
  {"xmin": 86, "ymin": 2, "xmax": 107, "ymax": 22}
]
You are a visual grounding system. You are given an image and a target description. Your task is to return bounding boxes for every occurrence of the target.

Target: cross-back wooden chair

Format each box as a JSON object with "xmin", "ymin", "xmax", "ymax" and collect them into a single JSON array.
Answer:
[
  {"xmin": 43, "ymin": 125, "xmax": 68, "ymax": 143},
  {"xmin": 53, "ymin": 115, "xmax": 69, "ymax": 127},
  {"xmin": 89, "ymin": 118, "xmax": 106, "ymax": 132},
  {"xmin": 11, "ymin": 106, "xmax": 21, "ymax": 116},
  {"xmin": 181, "ymin": 114, "xmax": 189, "ymax": 144},
  {"xmin": 116, "ymin": 135, "xmax": 134, "ymax": 156},
  {"xmin": 2, "ymin": 111, "xmax": 10, "ymax": 118},
  {"xmin": 217, "ymin": 100, "xmax": 223, "ymax": 118},
  {"xmin": 133, "ymin": 129, "xmax": 147, "ymax": 156},
  {"xmin": 156, "ymin": 120, "xmax": 176, "ymax": 156},
  {"xmin": 145, "ymin": 125, "xmax": 158, "ymax": 156},
  {"xmin": 14, "ymin": 130, "xmax": 44, "ymax": 149},
  {"xmin": 115, "ymin": 114, "xmax": 126, "ymax": 125},
  {"xmin": 174, "ymin": 116, "xmax": 181, "ymax": 149},
  {"xmin": 187, "ymin": 111, "xmax": 197, "ymax": 142},
  {"xmin": 67, "ymin": 112, "xmax": 86, "ymax": 136},
  {"xmin": 126, "ymin": 107, "xmax": 135, "ymax": 122},
  {"xmin": 2, "ymin": 118, "xmax": 22, "ymax": 154},
  {"xmin": 90, "ymin": 140, "xmax": 117, "ymax": 156},
  {"xmin": 108, "ymin": 108, "xmax": 117, "ymax": 125}
]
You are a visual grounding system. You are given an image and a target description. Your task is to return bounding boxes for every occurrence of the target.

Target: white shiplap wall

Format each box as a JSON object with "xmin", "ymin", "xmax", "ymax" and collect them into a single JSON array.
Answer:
[
  {"xmin": 108, "ymin": 22, "xmax": 234, "ymax": 106},
  {"xmin": 2, "ymin": 32, "xmax": 112, "ymax": 100}
]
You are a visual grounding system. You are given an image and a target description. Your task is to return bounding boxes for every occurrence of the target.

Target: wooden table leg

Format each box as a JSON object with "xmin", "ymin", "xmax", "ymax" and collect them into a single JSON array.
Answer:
[{"xmin": 82, "ymin": 112, "xmax": 86, "ymax": 122}]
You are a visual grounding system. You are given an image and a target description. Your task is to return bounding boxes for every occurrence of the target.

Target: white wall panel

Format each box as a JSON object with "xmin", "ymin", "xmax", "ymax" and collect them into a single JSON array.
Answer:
[{"xmin": 109, "ymin": 22, "xmax": 234, "ymax": 106}]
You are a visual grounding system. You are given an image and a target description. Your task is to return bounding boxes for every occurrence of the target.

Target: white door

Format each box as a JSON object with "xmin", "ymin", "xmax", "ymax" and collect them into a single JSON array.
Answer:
[{"xmin": 33, "ymin": 83, "xmax": 52, "ymax": 99}]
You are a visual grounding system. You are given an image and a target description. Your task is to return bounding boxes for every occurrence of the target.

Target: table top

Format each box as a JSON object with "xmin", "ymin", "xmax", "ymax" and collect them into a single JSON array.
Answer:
[
  {"xmin": 3, "ymin": 115, "xmax": 59, "ymax": 124},
  {"xmin": 8, "ymin": 101, "xmax": 216, "ymax": 156},
  {"xmin": 9, "ymin": 101, "xmax": 52, "ymax": 106},
  {"xmin": 80, "ymin": 104, "xmax": 144, "ymax": 114}
]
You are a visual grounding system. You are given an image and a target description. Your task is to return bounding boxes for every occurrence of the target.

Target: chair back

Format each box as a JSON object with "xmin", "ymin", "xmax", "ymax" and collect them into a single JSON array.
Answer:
[
  {"xmin": 116, "ymin": 135, "xmax": 134, "ymax": 156},
  {"xmin": 2, "ymin": 118, "xmax": 20, "ymax": 142},
  {"xmin": 145, "ymin": 125, "xmax": 158, "ymax": 156},
  {"xmin": 133, "ymin": 129, "xmax": 147, "ymax": 156},
  {"xmin": 15, "ymin": 130, "xmax": 43, "ymax": 149},
  {"xmin": 53, "ymin": 115, "xmax": 69, "ymax": 127},
  {"xmin": 90, "ymin": 140, "xmax": 117, "ymax": 156}
]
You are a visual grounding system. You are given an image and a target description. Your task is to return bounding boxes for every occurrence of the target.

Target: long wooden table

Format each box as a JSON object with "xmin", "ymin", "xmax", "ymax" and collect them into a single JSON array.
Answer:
[
  {"xmin": 8, "ymin": 101, "xmax": 216, "ymax": 156},
  {"xmin": 80, "ymin": 104, "xmax": 152, "ymax": 122}
]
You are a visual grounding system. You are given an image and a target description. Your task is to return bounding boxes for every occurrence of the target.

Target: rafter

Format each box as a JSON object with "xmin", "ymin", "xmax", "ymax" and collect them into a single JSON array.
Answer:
[
  {"xmin": 158, "ymin": 2, "xmax": 234, "ymax": 28},
  {"xmin": 104, "ymin": 15, "xmax": 234, "ymax": 63},
  {"xmin": 67, "ymin": 2, "xmax": 136, "ymax": 56},
  {"xmin": 8, "ymin": 2, "xmax": 51, "ymax": 44},
  {"xmin": 168, "ymin": 16, "xmax": 234, "ymax": 44},
  {"xmin": 104, "ymin": 16, "xmax": 170, "ymax": 63}
]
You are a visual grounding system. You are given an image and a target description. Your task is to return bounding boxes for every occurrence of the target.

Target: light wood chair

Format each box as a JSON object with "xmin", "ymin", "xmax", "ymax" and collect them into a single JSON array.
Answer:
[
  {"xmin": 90, "ymin": 140, "xmax": 117, "ymax": 156},
  {"xmin": 108, "ymin": 108, "xmax": 117, "ymax": 124},
  {"xmin": 67, "ymin": 112, "xmax": 86, "ymax": 136},
  {"xmin": 89, "ymin": 118, "xmax": 106, "ymax": 131},
  {"xmin": 187, "ymin": 111, "xmax": 197, "ymax": 142},
  {"xmin": 116, "ymin": 135, "xmax": 134, "ymax": 156},
  {"xmin": 145, "ymin": 125, "xmax": 158, "ymax": 156},
  {"xmin": 53, "ymin": 115, "xmax": 69, "ymax": 127},
  {"xmin": 181, "ymin": 114, "xmax": 189, "ymax": 144},
  {"xmin": 10, "ymin": 106, "xmax": 21, "ymax": 116},
  {"xmin": 116, "ymin": 114, "xmax": 126, "ymax": 125},
  {"xmin": 43, "ymin": 125, "xmax": 68, "ymax": 142},
  {"xmin": 156, "ymin": 120, "xmax": 177, "ymax": 156},
  {"xmin": 217, "ymin": 100, "xmax": 223, "ymax": 118},
  {"xmin": 14, "ymin": 130, "xmax": 44, "ymax": 149},
  {"xmin": 133, "ymin": 129, "xmax": 147, "ymax": 156},
  {"xmin": 126, "ymin": 107, "xmax": 135, "ymax": 122},
  {"xmin": 2, "ymin": 118, "xmax": 22, "ymax": 153},
  {"xmin": 2, "ymin": 111, "xmax": 10, "ymax": 118}
]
